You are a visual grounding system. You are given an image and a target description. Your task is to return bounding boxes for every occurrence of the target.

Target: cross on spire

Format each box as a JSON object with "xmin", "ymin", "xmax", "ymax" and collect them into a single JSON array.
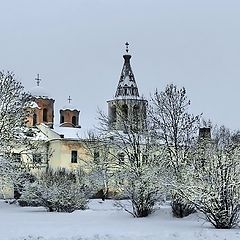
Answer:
[
  {"xmin": 35, "ymin": 74, "xmax": 41, "ymax": 86},
  {"xmin": 125, "ymin": 42, "xmax": 129, "ymax": 53},
  {"xmin": 67, "ymin": 96, "xmax": 72, "ymax": 104}
]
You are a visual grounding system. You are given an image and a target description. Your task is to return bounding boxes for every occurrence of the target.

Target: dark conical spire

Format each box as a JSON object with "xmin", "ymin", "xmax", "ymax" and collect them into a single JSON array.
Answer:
[{"xmin": 115, "ymin": 42, "xmax": 139, "ymax": 98}]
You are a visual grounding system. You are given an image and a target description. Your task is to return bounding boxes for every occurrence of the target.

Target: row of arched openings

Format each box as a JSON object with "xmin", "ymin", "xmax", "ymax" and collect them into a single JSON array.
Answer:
[
  {"xmin": 110, "ymin": 104, "xmax": 140, "ymax": 123},
  {"xmin": 33, "ymin": 109, "xmax": 78, "ymax": 126},
  {"xmin": 60, "ymin": 115, "xmax": 77, "ymax": 126}
]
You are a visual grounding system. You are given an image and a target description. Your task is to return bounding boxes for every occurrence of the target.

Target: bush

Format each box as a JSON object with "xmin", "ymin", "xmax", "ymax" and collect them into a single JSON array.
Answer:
[
  {"xmin": 179, "ymin": 126, "xmax": 240, "ymax": 228},
  {"xmin": 20, "ymin": 169, "xmax": 88, "ymax": 212}
]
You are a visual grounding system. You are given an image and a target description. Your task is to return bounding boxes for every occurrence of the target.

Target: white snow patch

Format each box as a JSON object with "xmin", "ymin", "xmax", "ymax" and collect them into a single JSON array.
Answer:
[{"xmin": 0, "ymin": 200, "xmax": 239, "ymax": 240}]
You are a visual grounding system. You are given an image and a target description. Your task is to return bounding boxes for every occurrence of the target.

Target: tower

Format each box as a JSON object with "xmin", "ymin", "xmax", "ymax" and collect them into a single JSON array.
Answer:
[
  {"xmin": 27, "ymin": 74, "xmax": 55, "ymax": 128},
  {"xmin": 107, "ymin": 43, "xmax": 147, "ymax": 131},
  {"xmin": 59, "ymin": 96, "xmax": 80, "ymax": 128}
]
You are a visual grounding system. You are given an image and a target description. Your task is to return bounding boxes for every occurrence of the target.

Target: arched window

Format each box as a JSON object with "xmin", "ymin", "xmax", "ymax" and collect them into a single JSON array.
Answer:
[
  {"xmin": 133, "ymin": 105, "xmax": 140, "ymax": 123},
  {"xmin": 94, "ymin": 151, "xmax": 100, "ymax": 162},
  {"xmin": 124, "ymin": 85, "xmax": 128, "ymax": 96},
  {"xmin": 33, "ymin": 113, "xmax": 37, "ymax": 126},
  {"xmin": 43, "ymin": 108, "xmax": 48, "ymax": 122},
  {"xmin": 72, "ymin": 116, "xmax": 77, "ymax": 126},
  {"xmin": 122, "ymin": 104, "xmax": 128, "ymax": 121},
  {"xmin": 131, "ymin": 85, "xmax": 134, "ymax": 95},
  {"xmin": 60, "ymin": 115, "xmax": 64, "ymax": 124},
  {"xmin": 111, "ymin": 105, "xmax": 116, "ymax": 123}
]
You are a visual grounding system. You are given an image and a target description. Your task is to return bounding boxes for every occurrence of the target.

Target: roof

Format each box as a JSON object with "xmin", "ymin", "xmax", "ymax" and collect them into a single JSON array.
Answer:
[
  {"xmin": 52, "ymin": 125, "xmax": 82, "ymax": 139},
  {"xmin": 61, "ymin": 103, "xmax": 79, "ymax": 111},
  {"xmin": 115, "ymin": 54, "xmax": 140, "ymax": 98},
  {"xmin": 30, "ymin": 86, "xmax": 52, "ymax": 99},
  {"xmin": 26, "ymin": 101, "xmax": 41, "ymax": 109}
]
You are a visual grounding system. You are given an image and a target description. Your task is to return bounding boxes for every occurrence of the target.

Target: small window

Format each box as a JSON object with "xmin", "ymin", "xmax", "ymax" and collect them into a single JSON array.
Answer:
[
  {"xmin": 122, "ymin": 104, "xmax": 128, "ymax": 120},
  {"xmin": 71, "ymin": 150, "xmax": 78, "ymax": 163},
  {"xmin": 12, "ymin": 153, "xmax": 21, "ymax": 162},
  {"xmin": 94, "ymin": 151, "xmax": 100, "ymax": 162},
  {"xmin": 111, "ymin": 105, "xmax": 116, "ymax": 123},
  {"xmin": 33, "ymin": 113, "xmax": 37, "ymax": 126},
  {"xmin": 142, "ymin": 153, "xmax": 148, "ymax": 164},
  {"xmin": 43, "ymin": 108, "xmax": 48, "ymax": 122},
  {"xmin": 33, "ymin": 153, "xmax": 42, "ymax": 164},
  {"xmin": 133, "ymin": 105, "xmax": 140, "ymax": 123}
]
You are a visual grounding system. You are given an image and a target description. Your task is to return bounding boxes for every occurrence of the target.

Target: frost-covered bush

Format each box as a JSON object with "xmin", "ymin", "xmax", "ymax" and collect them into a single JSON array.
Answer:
[
  {"xmin": 179, "ymin": 126, "xmax": 240, "ymax": 228},
  {"xmin": 117, "ymin": 164, "xmax": 162, "ymax": 217},
  {"xmin": 20, "ymin": 169, "xmax": 88, "ymax": 212},
  {"xmin": 170, "ymin": 192, "xmax": 195, "ymax": 218}
]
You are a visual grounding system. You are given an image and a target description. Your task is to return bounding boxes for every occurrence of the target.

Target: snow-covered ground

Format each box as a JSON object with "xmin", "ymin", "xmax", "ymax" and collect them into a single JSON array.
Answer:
[{"xmin": 0, "ymin": 199, "xmax": 239, "ymax": 240}]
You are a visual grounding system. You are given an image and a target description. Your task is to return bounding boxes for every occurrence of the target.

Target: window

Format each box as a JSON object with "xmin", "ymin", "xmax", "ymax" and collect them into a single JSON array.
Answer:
[
  {"xmin": 133, "ymin": 105, "xmax": 140, "ymax": 122},
  {"xmin": 124, "ymin": 87, "xmax": 128, "ymax": 95},
  {"xmin": 110, "ymin": 105, "xmax": 116, "ymax": 123},
  {"xmin": 72, "ymin": 116, "xmax": 76, "ymax": 126},
  {"xmin": 142, "ymin": 153, "xmax": 148, "ymax": 164},
  {"xmin": 33, "ymin": 113, "xmax": 37, "ymax": 126},
  {"xmin": 71, "ymin": 150, "xmax": 78, "ymax": 163},
  {"xmin": 60, "ymin": 115, "xmax": 64, "ymax": 124},
  {"xmin": 117, "ymin": 153, "xmax": 125, "ymax": 165},
  {"xmin": 33, "ymin": 153, "xmax": 42, "ymax": 164},
  {"xmin": 12, "ymin": 153, "xmax": 21, "ymax": 162},
  {"xmin": 122, "ymin": 104, "xmax": 128, "ymax": 121},
  {"xmin": 94, "ymin": 151, "xmax": 100, "ymax": 162},
  {"xmin": 43, "ymin": 108, "xmax": 48, "ymax": 122}
]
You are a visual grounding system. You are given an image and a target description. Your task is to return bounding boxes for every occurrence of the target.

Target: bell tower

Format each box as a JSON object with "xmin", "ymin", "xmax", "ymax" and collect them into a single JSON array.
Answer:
[
  {"xmin": 27, "ymin": 74, "xmax": 55, "ymax": 128},
  {"xmin": 107, "ymin": 43, "xmax": 147, "ymax": 131},
  {"xmin": 59, "ymin": 96, "xmax": 80, "ymax": 128}
]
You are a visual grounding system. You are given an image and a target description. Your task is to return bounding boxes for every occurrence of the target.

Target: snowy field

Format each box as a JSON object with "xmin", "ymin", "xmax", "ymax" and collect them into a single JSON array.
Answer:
[{"xmin": 0, "ymin": 200, "xmax": 240, "ymax": 240}]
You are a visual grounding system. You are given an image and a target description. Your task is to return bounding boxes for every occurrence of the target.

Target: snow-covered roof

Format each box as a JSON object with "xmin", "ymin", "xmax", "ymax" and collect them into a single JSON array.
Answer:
[
  {"xmin": 36, "ymin": 123, "xmax": 92, "ymax": 141},
  {"xmin": 52, "ymin": 125, "xmax": 81, "ymax": 139},
  {"xmin": 61, "ymin": 103, "xmax": 79, "ymax": 111},
  {"xmin": 114, "ymin": 96, "xmax": 144, "ymax": 101},
  {"xmin": 30, "ymin": 86, "xmax": 52, "ymax": 99},
  {"xmin": 26, "ymin": 101, "xmax": 41, "ymax": 109},
  {"xmin": 53, "ymin": 125, "xmax": 93, "ymax": 140},
  {"xmin": 23, "ymin": 127, "xmax": 49, "ymax": 141}
]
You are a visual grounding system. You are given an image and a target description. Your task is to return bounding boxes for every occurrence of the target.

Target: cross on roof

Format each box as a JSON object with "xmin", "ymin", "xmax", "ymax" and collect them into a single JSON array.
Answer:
[
  {"xmin": 35, "ymin": 74, "xmax": 41, "ymax": 86},
  {"xmin": 68, "ymin": 96, "xmax": 72, "ymax": 104},
  {"xmin": 125, "ymin": 42, "xmax": 129, "ymax": 53}
]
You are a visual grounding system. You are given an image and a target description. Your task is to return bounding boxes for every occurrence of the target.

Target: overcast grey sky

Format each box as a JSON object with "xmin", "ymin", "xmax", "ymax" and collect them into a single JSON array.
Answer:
[{"xmin": 1, "ymin": 0, "xmax": 240, "ymax": 130}]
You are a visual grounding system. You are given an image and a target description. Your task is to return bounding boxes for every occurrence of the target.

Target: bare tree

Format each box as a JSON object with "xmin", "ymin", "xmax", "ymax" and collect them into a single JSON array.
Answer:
[
  {"xmin": 87, "ymin": 101, "xmax": 164, "ymax": 217},
  {"xmin": 179, "ymin": 126, "xmax": 240, "ymax": 228},
  {"xmin": 150, "ymin": 84, "xmax": 200, "ymax": 217},
  {"xmin": 0, "ymin": 71, "xmax": 31, "ymax": 149},
  {"xmin": 0, "ymin": 71, "xmax": 34, "ymax": 198}
]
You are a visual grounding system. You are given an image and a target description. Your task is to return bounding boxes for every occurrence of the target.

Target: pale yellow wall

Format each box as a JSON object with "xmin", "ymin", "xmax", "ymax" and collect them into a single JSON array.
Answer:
[
  {"xmin": 48, "ymin": 139, "xmax": 90, "ymax": 171},
  {"xmin": 0, "ymin": 178, "xmax": 14, "ymax": 199}
]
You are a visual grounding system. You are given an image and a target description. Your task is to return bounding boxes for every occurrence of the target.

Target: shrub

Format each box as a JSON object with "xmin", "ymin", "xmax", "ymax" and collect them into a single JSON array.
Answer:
[{"xmin": 20, "ymin": 169, "xmax": 88, "ymax": 212}]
